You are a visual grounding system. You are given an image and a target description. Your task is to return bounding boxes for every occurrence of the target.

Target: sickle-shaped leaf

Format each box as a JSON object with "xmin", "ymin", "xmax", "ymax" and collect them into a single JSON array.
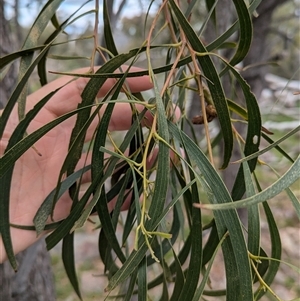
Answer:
[{"xmin": 169, "ymin": 0, "xmax": 233, "ymax": 169}]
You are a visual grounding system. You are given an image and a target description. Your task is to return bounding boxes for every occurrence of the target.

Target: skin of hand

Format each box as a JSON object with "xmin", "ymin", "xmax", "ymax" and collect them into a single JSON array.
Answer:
[{"xmin": 0, "ymin": 66, "xmax": 155, "ymax": 263}]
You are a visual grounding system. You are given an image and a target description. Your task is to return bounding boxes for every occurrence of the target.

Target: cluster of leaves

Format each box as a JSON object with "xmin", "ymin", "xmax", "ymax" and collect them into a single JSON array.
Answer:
[{"xmin": 0, "ymin": 0, "xmax": 299, "ymax": 300}]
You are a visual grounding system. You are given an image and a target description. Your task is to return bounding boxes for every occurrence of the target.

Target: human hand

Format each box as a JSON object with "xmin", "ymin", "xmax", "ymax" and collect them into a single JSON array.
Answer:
[{"xmin": 0, "ymin": 66, "xmax": 154, "ymax": 262}]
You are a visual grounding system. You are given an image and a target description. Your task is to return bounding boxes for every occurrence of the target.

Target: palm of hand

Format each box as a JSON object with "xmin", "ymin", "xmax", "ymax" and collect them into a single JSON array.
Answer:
[
  {"xmin": 0, "ymin": 67, "xmax": 154, "ymax": 261},
  {"xmin": 10, "ymin": 118, "xmax": 74, "ymax": 226}
]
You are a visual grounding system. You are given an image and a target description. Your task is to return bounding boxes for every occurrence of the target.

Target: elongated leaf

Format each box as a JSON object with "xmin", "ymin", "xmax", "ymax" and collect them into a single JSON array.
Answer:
[
  {"xmin": 255, "ymin": 201, "xmax": 281, "ymax": 300},
  {"xmin": 237, "ymin": 126, "xmax": 299, "ymax": 164},
  {"xmin": 207, "ymin": 52, "xmax": 262, "ymax": 201},
  {"xmin": 169, "ymin": 0, "xmax": 233, "ymax": 168},
  {"xmin": 178, "ymin": 154, "xmax": 202, "ymax": 301},
  {"xmin": 207, "ymin": 0, "xmax": 262, "ymax": 52},
  {"xmin": 169, "ymin": 122, "xmax": 253, "ymax": 300},
  {"xmin": 262, "ymin": 132, "xmax": 294, "ymax": 163},
  {"xmin": 222, "ymin": 0, "xmax": 253, "ymax": 71},
  {"xmin": 22, "ymin": 0, "xmax": 63, "ymax": 49},
  {"xmin": 192, "ymin": 232, "xmax": 228, "ymax": 301},
  {"xmin": 226, "ymin": 98, "xmax": 295, "ymax": 163},
  {"xmin": 200, "ymin": 155, "xmax": 300, "ymax": 210},
  {"xmin": 243, "ymin": 161, "xmax": 260, "ymax": 257},
  {"xmin": 96, "ymin": 188, "xmax": 126, "ymax": 263},
  {"xmin": 222, "ymin": 238, "xmax": 242, "ymax": 300},
  {"xmin": 98, "ymin": 229, "xmax": 116, "ymax": 275},
  {"xmin": 0, "ymin": 89, "xmax": 58, "ymax": 175},
  {"xmin": 0, "ymin": 89, "xmax": 58, "ymax": 269},
  {"xmin": 62, "ymin": 233, "xmax": 82, "ymax": 300},
  {"xmin": 204, "ymin": 0, "xmax": 217, "ymax": 27},
  {"xmin": 169, "ymin": 247, "xmax": 185, "ymax": 301},
  {"xmin": 105, "ymin": 241, "xmax": 150, "ymax": 292},
  {"xmin": 138, "ymin": 256, "xmax": 147, "ymax": 301},
  {"xmin": 123, "ymin": 270, "xmax": 138, "ymax": 301},
  {"xmin": 111, "ymin": 171, "xmax": 132, "ymax": 229},
  {"xmin": 92, "ymin": 70, "xmax": 131, "ymax": 265},
  {"xmin": 103, "ymin": 0, "xmax": 118, "ymax": 57},
  {"xmin": 146, "ymin": 76, "xmax": 170, "ymax": 230},
  {"xmin": 0, "ymin": 45, "xmax": 60, "ymax": 139},
  {"xmin": 198, "ymin": 0, "xmax": 219, "ymax": 38},
  {"xmin": 45, "ymin": 170, "xmax": 103, "ymax": 250},
  {"xmin": 33, "ymin": 165, "xmax": 91, "ymax": 235},
  {"xmin": 0, "ymin": 170, "xmax": 17, "ymax": 269},
  {"xmin": 202, "ymin": 222, "xmax": 219, "ymax": 265},
  {"xmin": 0, "ymin": 47, "xmax": 44, "ymax": 70},
  {"xmin": 159, "ymin": 261, "xmax": 170, "ymax": 301},
  {"xmin": 49, "ymin": 101, "xmax": 104, "ymax": 212},
  {"xmin": 17, "ymin": 0, "xmax": 64, "ymax": 120},
  {"xmin": 285, "ymin": 186, "xmax": 300, "ymax": 220},
  {"xmin": 0, "ymin": 37, "xmax": 93, "ymax": 70},
  {"xmin": 38, "ymin": 1, "xmax": 92, "ymax": 85}
]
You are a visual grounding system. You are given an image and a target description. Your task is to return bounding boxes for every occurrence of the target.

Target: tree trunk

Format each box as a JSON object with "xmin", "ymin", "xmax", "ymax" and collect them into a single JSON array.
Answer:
[
  {"xmin": 242, "ymin": 0, "xmax": 289, "ymax": 97},
  {"xmin": 0, "ymin": 240, "xmax": 56, "ymax": 301},
  {"xmin": 0, "ymin": 1, "xmax": 56, "ymax": 300},
  {"xmin": 0, "ymin": 0, "xmax": 17, "ymax": 109}
]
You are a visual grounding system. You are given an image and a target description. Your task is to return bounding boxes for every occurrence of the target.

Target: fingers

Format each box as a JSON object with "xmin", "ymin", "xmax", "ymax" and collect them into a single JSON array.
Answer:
[
  {"xmin": 27, "ymin": 66, "xmax": 153, "ymax": 118},
  {"xmin": 82, "ymin": 102, "xmax": 154, "ymax": 141},
  {"xmin": 26, "ymin": 66, "xmax": 181, "ymax": 143},
  {"xmin": 107, "ymin": 102, "xmax": 181, "ymax": 132},
  {"xmin": 84, "ymin": 101, "xmax": 181, "ymax": 141}
]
